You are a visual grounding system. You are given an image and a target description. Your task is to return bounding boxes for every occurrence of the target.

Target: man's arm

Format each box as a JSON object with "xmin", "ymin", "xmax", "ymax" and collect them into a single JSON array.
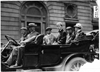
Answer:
[
  {"xmin": 22, "ymin": 32, "xmax": 39, "ymax": 43},
  {"xmin": 21, "ymin": 36, "xmax": 36, "ymax": 44},
  {"xmin": 58, "ymin": 36, "xmax": 66, "ymax": 44},
  {"xmin": 25, "ymin": 36, "xmax": 36, "ymax": 43},
  {"xmin": 72, "ymin": 32, "xmax": 86, "ymax": 42}
]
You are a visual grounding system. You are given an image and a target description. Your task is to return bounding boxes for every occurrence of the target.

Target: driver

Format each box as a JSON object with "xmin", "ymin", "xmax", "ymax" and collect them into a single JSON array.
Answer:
[
  {"xmin": 3, "ymin": 23, "xmax": 39, "ymax": 68},
  {"xmin": 19, "ymin": 27, "xmax": 27, "ymax": 42}
]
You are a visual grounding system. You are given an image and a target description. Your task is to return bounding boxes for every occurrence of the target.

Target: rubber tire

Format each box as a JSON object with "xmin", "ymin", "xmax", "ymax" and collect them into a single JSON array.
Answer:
[{"xmin": 64, "ymin": 57, "xmax": 87, "ymax": 71}]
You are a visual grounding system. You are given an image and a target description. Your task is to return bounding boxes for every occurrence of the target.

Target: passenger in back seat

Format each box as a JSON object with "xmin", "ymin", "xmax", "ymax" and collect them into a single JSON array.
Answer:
[
  {"xmin": 71, "ymin": 23, "xmax": 87, "ymax": 43},
  {"xmin": 43, "ymin": 27, "xmax": 56, "ymax": 45},
  {"xmin": 66, "ymin": 26, "xmax": 75, "ymax": 44},
  {"xmin": 56, "ymin": 22, "xmax": 66, "ymax": 44}
]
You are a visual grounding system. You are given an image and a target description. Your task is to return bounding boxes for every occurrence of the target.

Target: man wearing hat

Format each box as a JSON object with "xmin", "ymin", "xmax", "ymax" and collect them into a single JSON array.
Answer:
[
  {"xmin": 66, "ymin": 26, "xmax": 75, "ymax": 44},
  {"xmin": 26, "ymin": 23, "xmax": 39, "ymax": 39},
  {"xmin": 56, "ymin": 22, "xmax": 66, "ymax": 44},
  {"xmin": 3, "ymin": 27, "xmax": 27, "ymax": 67},
  {"xmin": 72, "ymin": 23, "xmax": 86, "ymax": 42},
  {"xmin": 43, "ymin": 27, "xmax": 56, "ymax": 45}
]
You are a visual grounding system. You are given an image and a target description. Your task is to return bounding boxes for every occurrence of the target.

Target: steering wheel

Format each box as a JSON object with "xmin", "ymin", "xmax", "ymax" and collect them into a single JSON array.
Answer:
[{"xmin": 5, "ymin": 35, "xmax": 18, "ymax": 45}]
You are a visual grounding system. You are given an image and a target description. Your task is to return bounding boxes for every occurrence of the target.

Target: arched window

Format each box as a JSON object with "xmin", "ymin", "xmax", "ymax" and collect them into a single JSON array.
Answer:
[{"xmin": 20, "ymin": 1, "xmax": 47, "ymax": 34}]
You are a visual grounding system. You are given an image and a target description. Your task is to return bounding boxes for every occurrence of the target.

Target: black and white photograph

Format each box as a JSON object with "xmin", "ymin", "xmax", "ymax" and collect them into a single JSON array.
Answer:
[{"xmin": 0, "ymin": 0, "xmax": 99, "ymax": 72}]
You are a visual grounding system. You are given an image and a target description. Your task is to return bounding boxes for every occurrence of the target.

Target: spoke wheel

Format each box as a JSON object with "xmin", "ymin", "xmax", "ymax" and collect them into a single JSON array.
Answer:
[{"xmin": 64, "ymin": 57, "xmax": 87, "ymax": 71}]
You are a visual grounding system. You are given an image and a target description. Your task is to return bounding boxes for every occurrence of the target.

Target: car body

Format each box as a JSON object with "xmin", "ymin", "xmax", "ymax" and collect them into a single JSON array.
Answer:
[
  {"xmin": 85, "ymin": 30, "xmax": 99, "ymax": 52},
  {"xmin": 1, "ymin": 30, "xmax": 99, "ymax": 71}
]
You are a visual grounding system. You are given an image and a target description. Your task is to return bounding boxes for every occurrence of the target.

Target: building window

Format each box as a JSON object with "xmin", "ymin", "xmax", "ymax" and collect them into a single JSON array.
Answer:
[
  {"xmin": 64, "ymin": 3, "xmax": 78, "ymax": 28},
  {"xmin": 65, "ymin": 3, "xmax": 77, "ymax": 19},
  {"xmin": 21, "ymin": 1, "xmax": 47, "ymax": 34}
]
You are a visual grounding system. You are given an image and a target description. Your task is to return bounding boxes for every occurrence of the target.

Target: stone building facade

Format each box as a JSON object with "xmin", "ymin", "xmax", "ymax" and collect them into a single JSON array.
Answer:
[{"xmin": 1, "ymin": 0, "xmax": 98, "ymax": 43}]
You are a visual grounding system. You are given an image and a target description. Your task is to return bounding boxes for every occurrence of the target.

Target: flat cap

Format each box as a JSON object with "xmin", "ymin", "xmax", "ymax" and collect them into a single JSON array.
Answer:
[
  {"xmin": 46, "ymin": 27, "xmax": 52, "ymax": 31},
  {"xmin": 28, "ymin": 23, "xmax": 37, "ymax": 27},
  {"xmin": 66, "ymin": 26, "xmax": 72, "ymax": 30},
  {"xmin": 21, "ymin": 27, "xmax": 27, "ymax": 30}
]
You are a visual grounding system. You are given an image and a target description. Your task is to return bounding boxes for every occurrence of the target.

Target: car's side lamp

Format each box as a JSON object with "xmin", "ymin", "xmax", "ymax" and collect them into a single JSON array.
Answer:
[
  {"xmin": 89, "ymin": 44, "xmax": 95, "ymax": 52},
  {"xmin": 41, "ymin": 50, "xmax": 44, "ymax": 54}
]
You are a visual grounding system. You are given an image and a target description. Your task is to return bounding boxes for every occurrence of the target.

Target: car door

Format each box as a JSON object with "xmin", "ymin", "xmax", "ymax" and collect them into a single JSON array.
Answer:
[
  {"xmin": 39, "ymin": 45, "xmax": 61, "ymax": 66},
  {"xmin": 23, "ymin": 43, "xmax": 40, "ymax": 68}
]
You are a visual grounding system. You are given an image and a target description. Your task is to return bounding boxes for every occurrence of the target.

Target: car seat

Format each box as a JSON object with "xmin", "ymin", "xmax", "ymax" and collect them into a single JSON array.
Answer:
[{"xmin": 34, "ymin": 34, "xmax": 44, "ymax": 45}]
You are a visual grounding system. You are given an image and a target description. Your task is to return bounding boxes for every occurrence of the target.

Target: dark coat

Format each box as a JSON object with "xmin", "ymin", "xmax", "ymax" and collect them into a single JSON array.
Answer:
[
  {"xmin": 57, "ymin": 31, "xmax": 66, "ymax": 44},
  {"xmin": 66, "ymin": 32, "xmax": 75, "ymax": 44},
  {"xmin": 73, "ymin": 30, "xmax": 87, "ymax": 42}
]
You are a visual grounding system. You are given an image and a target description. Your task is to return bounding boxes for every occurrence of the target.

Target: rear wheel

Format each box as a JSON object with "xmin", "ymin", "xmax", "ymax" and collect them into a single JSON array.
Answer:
[{"xmin": 64, "ymin": 57, "xmax": 87, "ymax": 71}]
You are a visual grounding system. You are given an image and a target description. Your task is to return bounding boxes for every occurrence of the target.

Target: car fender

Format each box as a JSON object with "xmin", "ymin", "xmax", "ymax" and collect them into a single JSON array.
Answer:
[
  {"xmin": 60, "ymin": 53, "xmax": 79, "ymax": 70},
  {"xmin": 55, "ymin": 53, "xmax": 86, "ymax": 71}
]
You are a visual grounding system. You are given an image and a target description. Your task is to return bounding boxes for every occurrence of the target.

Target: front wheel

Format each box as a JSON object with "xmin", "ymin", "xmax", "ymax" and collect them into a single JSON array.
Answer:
[{"xmin": 64, "ymin": 57, "xmax": 87, "ymax": 71}]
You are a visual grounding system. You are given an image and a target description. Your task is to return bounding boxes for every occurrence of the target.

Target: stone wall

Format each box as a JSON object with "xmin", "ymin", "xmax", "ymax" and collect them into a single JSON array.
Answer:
[
  {"xmin": 47, "ymin": 1, "xmax": 65, "ymax": 36},
  {"xmin": 1, "ymin": 1, "xmax": 21, "ymax": 43},
  {"xmin": 76, "ymin": 1, "xmax": 93, "ymax": 32}
]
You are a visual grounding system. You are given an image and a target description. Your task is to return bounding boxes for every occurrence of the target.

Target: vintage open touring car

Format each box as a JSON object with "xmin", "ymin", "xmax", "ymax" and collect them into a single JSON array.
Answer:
[{"xmin": 1, "ymin": 30, "xmax": 99, "ymax": 71}]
